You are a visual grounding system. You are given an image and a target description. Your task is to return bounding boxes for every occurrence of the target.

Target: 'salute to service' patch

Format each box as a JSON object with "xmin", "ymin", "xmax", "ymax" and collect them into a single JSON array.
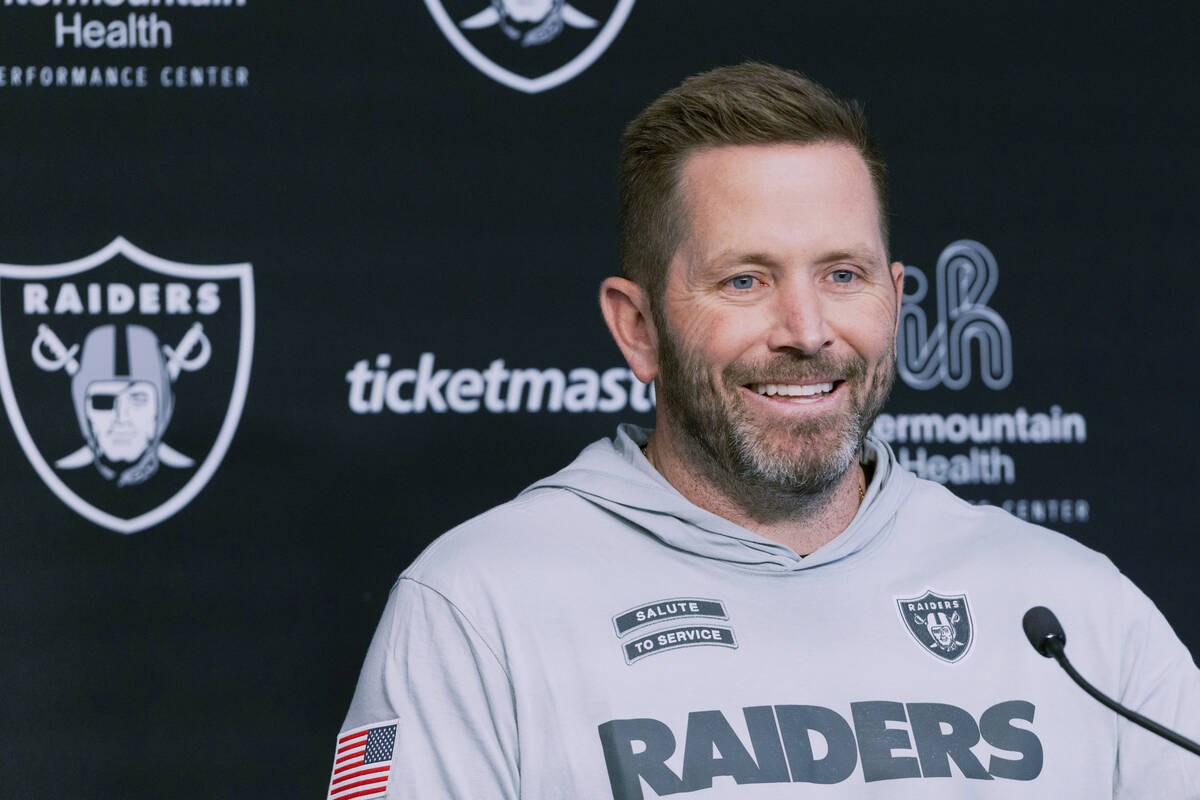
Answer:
[
  {"xmin": 623, "ymin": 625, "xmax": 737, "ymax": 664},
  {"xmin": 613, "ymin": 597, "xmax": 728, "ymax": 637},
  {"xmin": 612, "ymin": 597, "xmax": 735, "ymax": 664}
]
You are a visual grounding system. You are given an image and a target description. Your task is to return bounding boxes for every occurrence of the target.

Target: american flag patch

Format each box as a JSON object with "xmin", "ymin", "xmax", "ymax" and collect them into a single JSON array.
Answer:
[{"xmin": 327, "ymin": 721, "xmax": 398, "ymax": 800}]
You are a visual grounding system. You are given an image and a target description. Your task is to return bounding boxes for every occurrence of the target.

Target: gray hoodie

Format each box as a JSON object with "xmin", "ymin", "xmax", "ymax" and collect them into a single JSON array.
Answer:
[{"xmin": 335, "ymin": 425, "xmax": 1200, "ymax": 799}]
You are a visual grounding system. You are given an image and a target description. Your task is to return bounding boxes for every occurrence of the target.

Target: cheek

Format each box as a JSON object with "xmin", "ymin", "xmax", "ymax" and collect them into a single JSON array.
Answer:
[
  {"xmin": 87, "ymin": 409, "xmax": 113, "ymax": 426},
  {"xmin": 680, "ymin": 312, "xmax": 766, "ymax": 365},
  {"xmin": 831, "ymin": 299, "xmax": 898, "ymax": 357}
]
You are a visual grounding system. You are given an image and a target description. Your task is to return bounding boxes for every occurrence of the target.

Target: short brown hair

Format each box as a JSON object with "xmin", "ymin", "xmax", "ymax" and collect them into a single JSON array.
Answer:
[{"xmin": 618, "ymin": 62, "xmax": 888, "ymax": 312}]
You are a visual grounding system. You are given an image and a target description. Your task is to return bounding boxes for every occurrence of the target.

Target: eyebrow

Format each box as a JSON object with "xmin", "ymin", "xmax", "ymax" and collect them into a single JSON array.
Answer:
[
  {"xmin": 707, "ymin": 247, "xmax": 884, "ymax": 270},
  {"xmin": 814, "ymin": 247, "xmax": 885, "ymax": 265},
  {"xmin": 713, "ymin": 251, "xmax": 785, "ymax": 269}
]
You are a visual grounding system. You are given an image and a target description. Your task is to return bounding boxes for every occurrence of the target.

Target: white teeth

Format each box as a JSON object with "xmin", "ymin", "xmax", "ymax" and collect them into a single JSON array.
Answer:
[{"xmin": 752, "ymin": 382, "xmax": 835, "ymax": 397}]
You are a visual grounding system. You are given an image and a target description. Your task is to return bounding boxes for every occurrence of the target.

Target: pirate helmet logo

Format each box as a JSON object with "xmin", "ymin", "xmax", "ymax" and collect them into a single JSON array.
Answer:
[
  {"xmin": 460, "ymin": 0, "xmax": 598, "ymax": 48},
  {"xmin": 919, "ymin": 610, "xmax": 963, "ymax": 650},
  {"xmin": 424, "ymin": 0, "xmax": 635, "ymax": 93},
  {"xmin": 0, "ymin": 238, "xmax": 253, "ymax": 534},
  {"xmin": 896, "ymin": 590, "xmax": 974, "ymax": 663},
  {"xmin": 42, "ymin": 321, "xmax": 212, "ymax": 486}
]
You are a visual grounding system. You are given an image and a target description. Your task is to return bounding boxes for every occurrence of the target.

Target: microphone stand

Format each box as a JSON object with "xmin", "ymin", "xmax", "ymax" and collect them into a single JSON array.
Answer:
[{"xmin": 1043, "ymin": 638, "xmax": 1200, "ymax": 757}]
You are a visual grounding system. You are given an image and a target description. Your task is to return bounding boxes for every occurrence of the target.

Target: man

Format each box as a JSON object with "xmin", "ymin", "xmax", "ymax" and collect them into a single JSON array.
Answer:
[{"xmin": 333, "ymin": 63, "xmax": 1200, "ymax": 798}]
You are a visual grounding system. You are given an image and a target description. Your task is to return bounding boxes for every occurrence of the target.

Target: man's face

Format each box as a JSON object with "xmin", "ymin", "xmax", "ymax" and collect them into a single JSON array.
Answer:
[
  {"xmin": 932, "ymin": 625, "xmax": 955, "ymax": 647},
  {"xmin": 654, "ymin": 143, "xmax": 902, "ymax": 496},
  {"xmin": 85, "ymin": 379, "xmax": 159, "ymax": 463}
]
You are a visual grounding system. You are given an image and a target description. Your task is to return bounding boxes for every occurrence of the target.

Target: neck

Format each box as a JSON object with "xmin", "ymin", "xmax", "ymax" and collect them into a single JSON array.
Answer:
[{"xmin": 644, "ymin": 427, "xmax": 865, "ymax": 556}]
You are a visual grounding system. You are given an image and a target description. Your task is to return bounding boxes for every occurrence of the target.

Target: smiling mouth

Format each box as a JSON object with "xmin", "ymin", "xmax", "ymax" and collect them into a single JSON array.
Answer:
[{"xmin": 748, "ymin": 381, "xmax": 841, "ymax": 399}]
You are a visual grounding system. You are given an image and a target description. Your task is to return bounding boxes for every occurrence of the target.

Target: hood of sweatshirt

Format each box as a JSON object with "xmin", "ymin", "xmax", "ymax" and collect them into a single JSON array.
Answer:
[{"xmin": 522, "ymin": 424, "xmax": 916, "ymax": 573}]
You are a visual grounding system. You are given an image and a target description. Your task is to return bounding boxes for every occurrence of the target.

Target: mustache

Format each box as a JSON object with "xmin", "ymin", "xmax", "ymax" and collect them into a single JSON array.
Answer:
[{"xmin": 722, "ymin": 353, "xmax": 868, "ymax": 386}]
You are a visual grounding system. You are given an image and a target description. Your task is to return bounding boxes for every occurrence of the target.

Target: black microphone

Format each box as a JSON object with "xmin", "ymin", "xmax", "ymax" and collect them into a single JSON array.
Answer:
[
  {"xmin": 1022, "ymin": 605, "xmax": 1066, "ymax": 657},
  {"xmin": 1022, "ymin": 606, "xmax": 1200, "ymax": 757}
]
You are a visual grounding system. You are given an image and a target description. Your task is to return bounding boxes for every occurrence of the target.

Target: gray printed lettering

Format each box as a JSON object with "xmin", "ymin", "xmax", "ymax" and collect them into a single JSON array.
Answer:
[
  {"xmin": 742, "ymin": 706, "xmax": 791, "ymax": 784},
  {"xmin": 681, "ymin": 710, "xmax": 779, "ymax": 789},
  {"xmin": 597, "ymin": 700, "xmax": 1042, "ymax": 795},
  {"xmin": 980, "ymin": 700, "xmax": 1043, "ymax": 780},
  {"xmin": 906, "ymin": 702, "xmax": 992, "ymax": 779},
  {"xmin": 598, "ymin": 718, "xmax": 685, "ymax": 800},
  {"xmin": 775, "ymin": 704, "xmax": 858, "ymax": 784},
  {"xmin": 851, "ymin": 701, "xmax": 922, "ymax": 782}
]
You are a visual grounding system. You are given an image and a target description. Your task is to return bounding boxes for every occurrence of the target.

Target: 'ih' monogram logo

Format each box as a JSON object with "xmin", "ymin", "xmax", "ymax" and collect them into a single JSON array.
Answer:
[{"xmin": 898, "ymin": 240, "xmax": 1013, "ymax": 391}]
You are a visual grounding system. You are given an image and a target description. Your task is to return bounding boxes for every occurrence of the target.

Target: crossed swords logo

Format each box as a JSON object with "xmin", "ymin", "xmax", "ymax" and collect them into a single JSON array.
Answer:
[{"xmin": 31, "ymin": 321, "xmax": 211, "ymax": 471}]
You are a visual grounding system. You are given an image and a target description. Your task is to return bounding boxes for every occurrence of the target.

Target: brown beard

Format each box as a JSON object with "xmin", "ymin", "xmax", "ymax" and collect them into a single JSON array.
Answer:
[{"xmin": 655, "ymin": 321, "xmax": 895, "ymax": 513}]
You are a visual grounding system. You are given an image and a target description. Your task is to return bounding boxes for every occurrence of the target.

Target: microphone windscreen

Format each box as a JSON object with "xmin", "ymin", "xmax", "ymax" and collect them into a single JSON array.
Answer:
[{"xmin": 1023, "ymin": 606, "xmax": 1067, "ymax": 657}]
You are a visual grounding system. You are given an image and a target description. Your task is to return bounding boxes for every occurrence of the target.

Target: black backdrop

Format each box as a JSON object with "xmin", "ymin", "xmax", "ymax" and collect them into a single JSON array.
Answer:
[{"xmin": 1, "ymin": 1, "xmax": 1197, "ymax": 795}]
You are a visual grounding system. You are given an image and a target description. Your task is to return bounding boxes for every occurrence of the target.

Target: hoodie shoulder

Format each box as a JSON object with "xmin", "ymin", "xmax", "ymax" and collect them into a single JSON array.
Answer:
[
  {"xmin": 900, "ymin": 476, "xmax": 1115, "ymax": 575},
  {"xmin": 402, "ymin": 485, "xmax": 613, "ymax": 593}
]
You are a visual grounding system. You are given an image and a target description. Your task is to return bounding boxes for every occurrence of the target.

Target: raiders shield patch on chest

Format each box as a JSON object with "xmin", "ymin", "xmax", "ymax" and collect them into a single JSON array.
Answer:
[{"xmin": 897, "ymin": 590, "xmax": 974, "ymax": 663}]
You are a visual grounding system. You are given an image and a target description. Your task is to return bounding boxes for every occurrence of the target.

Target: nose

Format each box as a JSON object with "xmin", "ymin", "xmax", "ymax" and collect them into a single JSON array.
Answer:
[
  {"xmin": 765, "ymin": 280, "xmax": 835, "ymax": 355},
  {"xmin": 114, "ymin": 393, "xmax": 132, "ymax": 423}
]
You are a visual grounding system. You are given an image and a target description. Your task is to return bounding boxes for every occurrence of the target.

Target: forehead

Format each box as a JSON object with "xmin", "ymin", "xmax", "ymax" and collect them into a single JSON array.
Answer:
[
  {"xmin": 86, "ymin": 380, "xmax": 156, "ymax": 395},
  {"xmin": 675, "ymin": 142, "xmax": 884, "ymax": 263}
]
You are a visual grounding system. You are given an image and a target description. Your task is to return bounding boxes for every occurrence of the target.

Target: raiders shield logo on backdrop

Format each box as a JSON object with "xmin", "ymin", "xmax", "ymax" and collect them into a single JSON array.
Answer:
[
  {"xmin": 896, "ymin": 590, "xmax": 974, "ymax": 663},
  {"xmin": 0, "ymin": 238, "xmax": 254, "ymax": 534},
  {"xmin": 424, "ymin": 0, "xmax": 635, "ymax": 93}
]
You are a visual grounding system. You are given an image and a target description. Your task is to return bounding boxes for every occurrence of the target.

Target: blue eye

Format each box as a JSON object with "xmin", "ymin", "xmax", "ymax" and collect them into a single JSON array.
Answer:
[
  {"xmin": 728, "ymin": 275, "xmax": 756, "ymax": 290},
  {"xmin": 831, "ymin": 270, "xmax": 856, "ymax": 284}
]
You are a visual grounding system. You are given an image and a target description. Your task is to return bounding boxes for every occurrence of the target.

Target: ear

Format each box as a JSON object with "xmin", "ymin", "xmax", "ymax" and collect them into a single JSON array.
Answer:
[
  {"xmin": 889, "ymin": 260, "xmax": 905, "ymax": 331},
  {"xmin": 599, "ymin": 277, "xmax": 659, "ymax": 383}
]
